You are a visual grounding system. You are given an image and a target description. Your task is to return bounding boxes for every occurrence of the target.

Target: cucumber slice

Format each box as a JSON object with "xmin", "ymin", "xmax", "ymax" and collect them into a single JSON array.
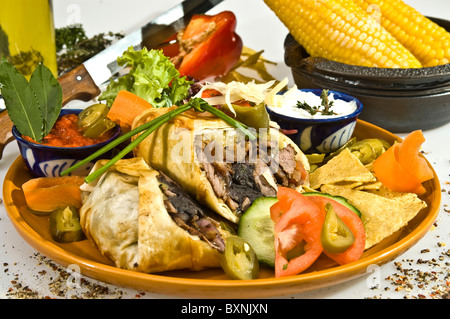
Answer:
[
  {"xmin": 238, "ymin": 197, "xmax": 278, "ymax": 268},
  {"xmin": 302, "ymin": 192, "xmax": 361, "ymax": 218}
]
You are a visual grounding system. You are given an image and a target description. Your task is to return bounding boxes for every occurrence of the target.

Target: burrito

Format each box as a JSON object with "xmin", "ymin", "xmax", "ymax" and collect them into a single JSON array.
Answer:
[
  {"xmin": 79, "ymin": 157, "xmax": 232, "ymax": 273},
  {"xmin": 132, "ymin": 107, "xmax": 310, "ymax": 223}
]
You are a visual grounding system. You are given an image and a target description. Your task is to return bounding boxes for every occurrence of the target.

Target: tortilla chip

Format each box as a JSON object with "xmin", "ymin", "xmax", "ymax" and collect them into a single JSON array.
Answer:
[
  {"xmin": 333, "ymin": 181, "xmax": 364, "ymax": 189},
  {"xmin": 309, "ymin": 148, "xmax": 376, "ymax": 189},
  {"xmin": 354, "ymin": 181, "xmax": 382, "ymax": 190},
  {"xmin": 320, "ymin": 184, "xmax": 427, "ymax": 250}
]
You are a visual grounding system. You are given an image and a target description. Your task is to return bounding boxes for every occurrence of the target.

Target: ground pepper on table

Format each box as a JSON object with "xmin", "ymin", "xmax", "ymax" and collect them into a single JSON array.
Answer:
[
  {"xmin": 2, "ymin": 253, "xmax": 128, "ymax": 299},
  {"xmin": 364, "ymin": 171, "xmax": 450, "ymax": 300}
]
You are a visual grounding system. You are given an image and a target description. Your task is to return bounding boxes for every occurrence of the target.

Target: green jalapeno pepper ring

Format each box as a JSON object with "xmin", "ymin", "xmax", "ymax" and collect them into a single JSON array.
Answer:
[
  {"xmin": 321, "ymin": 203, "xmax": 355, "ymax": 254},
  {"xmin": 221, "ymin": 235, "xmax": 259, "ymax": 280}
]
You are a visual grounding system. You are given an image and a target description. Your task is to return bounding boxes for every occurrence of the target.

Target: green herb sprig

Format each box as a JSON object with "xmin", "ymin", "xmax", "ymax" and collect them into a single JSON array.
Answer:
[
  {"xmin": 61, "ymin": 98, "xmax": 256, "ymax": 183},
  {"xmin": 296, "ymin": 89, "xmax": 336, "ymax": 116},
  {"xmin": 56, "ymin": 24, "xmax": 124, "ymax": 76}
]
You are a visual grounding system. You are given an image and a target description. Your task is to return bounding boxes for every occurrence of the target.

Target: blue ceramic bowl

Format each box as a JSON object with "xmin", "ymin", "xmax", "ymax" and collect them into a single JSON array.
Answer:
[
  {"xmin": 267, "ymin": 89, "xmax": 363, "ymax": 154},
  {"xmin": 12, "ymin": 109, "xmax": 121, "ymax": 177}
]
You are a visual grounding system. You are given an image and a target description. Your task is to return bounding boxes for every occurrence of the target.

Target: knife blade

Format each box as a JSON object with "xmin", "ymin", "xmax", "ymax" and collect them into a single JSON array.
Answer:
[
  {"xmin": 0, "ymin": 0, "xmax": 223, "ymax": 158},
  {"xmin": 60, "ymin": 0, "xmax": 224, "ymax": 105}
]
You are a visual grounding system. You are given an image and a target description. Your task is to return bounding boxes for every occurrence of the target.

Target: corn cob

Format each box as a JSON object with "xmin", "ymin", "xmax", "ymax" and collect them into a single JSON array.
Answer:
[
  {"xmin": 264, "ymin": 0, "xmax": 422, "ymax": 68},
  {"xmin": 352, "ymin": 0, "xmax": 450, "ymax": 67}
]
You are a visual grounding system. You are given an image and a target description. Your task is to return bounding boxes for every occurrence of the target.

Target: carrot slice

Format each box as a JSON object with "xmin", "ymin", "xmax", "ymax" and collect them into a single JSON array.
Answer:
[
  {"xmin": 22, "ymin": 176, "xmax": 85, "ymax": 212},
  {"xmin": 397, "ymin": 130, "xmax": 433, "ymax": 183},
  {"xmin": 107, "ymin": 90, "xmax": 153, "ymax": 132},
  {"xmin": 373, "ymin": 143, "xmax": 426, "ymax": 195}
]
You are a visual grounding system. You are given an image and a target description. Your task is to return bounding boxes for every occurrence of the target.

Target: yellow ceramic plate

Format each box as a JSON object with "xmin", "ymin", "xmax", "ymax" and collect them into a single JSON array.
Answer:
[{"xmin": 3, "ymin": 120, "xmax": 441, "ymax": 298}]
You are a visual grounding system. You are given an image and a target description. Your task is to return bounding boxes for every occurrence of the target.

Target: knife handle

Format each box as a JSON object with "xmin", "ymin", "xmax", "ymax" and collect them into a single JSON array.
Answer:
[
  {"xmin": 0, "ymin": 64, "xmax": 102, "ymax": 159},
  {"xmin": 0, "ymin": 111, "xmax": 14, "ymax": 160},
  {"xmin": 58, "ymin": 64, "xmax": 101, "ymax": 105}
]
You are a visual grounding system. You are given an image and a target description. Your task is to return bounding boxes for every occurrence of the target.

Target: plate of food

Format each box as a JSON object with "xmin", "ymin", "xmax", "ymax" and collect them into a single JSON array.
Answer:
[
  {"xmin": 1, "ymin": 50, "xmax": 441, "ymax": 298},
  {"xmin": 2, "ymin": 118, "xmax": 440, "ymax": 298}
]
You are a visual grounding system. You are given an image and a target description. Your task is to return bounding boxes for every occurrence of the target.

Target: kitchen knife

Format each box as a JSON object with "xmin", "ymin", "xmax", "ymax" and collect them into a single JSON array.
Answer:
[{"xmin": 0, "ymin": 0, "xmax": 223, "ymax": 158}]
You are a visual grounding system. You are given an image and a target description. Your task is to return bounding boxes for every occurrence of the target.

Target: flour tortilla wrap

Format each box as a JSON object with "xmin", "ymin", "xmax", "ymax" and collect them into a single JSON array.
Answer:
[
  {"xmin": 132, "ymin": 106, "xmax": 309, "ymax": 223},
  {"xmin": 80, "ymin": 157, "xmax": 230, "ymax": 273}
]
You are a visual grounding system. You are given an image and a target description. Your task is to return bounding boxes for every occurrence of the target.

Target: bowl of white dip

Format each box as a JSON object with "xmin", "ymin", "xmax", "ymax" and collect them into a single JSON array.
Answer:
[{"xmin": 267, "ymin": 88, "xmax": 363, "ymax": 154}]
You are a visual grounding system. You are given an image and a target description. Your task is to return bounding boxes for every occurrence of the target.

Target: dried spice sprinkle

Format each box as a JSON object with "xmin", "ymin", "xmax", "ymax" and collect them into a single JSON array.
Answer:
[
  {"xmin": 367, "ymin": 246, "xmax": 450, "ymax": 299},
  {"xmin": 2, "ymin": 253, "xmax": 129, "ymax": 299}
]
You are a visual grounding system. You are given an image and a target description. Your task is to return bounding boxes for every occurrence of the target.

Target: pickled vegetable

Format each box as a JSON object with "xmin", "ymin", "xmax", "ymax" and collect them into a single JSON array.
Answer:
[
  {"xmin": 349, "ymin": 138, "xmax": 389, "ymax": 164},
  {"xmin": 222, "ymin": 102, "xmax": 270, "ymax": 130},
  {"xmin": 306, "ymin": 153, "xmax": 325, "ymax": 164},
  {"xmin": 321, "ymin": 203, "xmax": 355, "ymax": 254},
  {"xmin": 323, "ymin": 137, "xmax": 357, "ymax": 163},
  {"xmin": 49, "ymin": 206, "xmax": 85, "ymax": 243},
  {"xmin": 221, "ymin": 235, "xmax": 259, "ymax": 280},
  {"xmin": 77, "ymin": 103, "xmax": 116, "ymax": 138}
]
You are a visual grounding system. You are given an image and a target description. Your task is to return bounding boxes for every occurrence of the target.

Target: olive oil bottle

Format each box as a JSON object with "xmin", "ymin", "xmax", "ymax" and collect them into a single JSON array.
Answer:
[{"xmin": 0, "ymin": 0, "xmax": 57, "ymax": 78}]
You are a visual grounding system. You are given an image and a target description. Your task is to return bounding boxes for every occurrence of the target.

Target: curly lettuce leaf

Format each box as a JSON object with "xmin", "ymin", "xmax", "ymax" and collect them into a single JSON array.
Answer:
[{"xmin": 99, "ymin": 47, "xmax": 192, "ymax": 108}]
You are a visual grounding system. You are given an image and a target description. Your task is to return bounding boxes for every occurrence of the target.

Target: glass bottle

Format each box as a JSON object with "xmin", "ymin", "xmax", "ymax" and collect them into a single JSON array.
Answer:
[{"xmin": 0, "ymin": 0, "xmax": 57, "ymax": 78}]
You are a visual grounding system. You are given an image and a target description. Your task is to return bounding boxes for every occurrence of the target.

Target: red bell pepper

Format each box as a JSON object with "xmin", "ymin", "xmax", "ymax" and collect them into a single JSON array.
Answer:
[{"xmin": 163, "ymin": 11, "xmax": 243, "ymax": 81}]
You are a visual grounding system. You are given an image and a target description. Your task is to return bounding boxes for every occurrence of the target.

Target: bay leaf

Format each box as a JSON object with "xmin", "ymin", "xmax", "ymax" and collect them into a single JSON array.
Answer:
[
  {"xmin": 29, "ymin": 63, "xmax": 62, "ymax": 136},
  {"xmin": 0, "ymin": 59, "xmax": 43, "ymax": 141}
]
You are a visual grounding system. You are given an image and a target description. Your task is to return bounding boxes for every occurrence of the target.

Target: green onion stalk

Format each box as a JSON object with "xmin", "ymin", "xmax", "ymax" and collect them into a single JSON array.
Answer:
[{"xmin": 61, "ymin": 98, "xmax": 256, "ymax": 183}]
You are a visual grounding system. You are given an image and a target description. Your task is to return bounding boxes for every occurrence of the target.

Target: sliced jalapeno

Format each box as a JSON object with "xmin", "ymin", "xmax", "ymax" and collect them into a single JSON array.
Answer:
[
  {"xmin": 321, "ymin": 203, "xmax": 355, "ymax": 254},
  {"xmin": 50, "ymin": 206, "xmax": 85, "ymax": 243},
  {"xmin": 77, "ymin": 103, "xmax": 109, "ymax": 129},
  {"xmin": 349, "ymin": 141, "xmax": 376, "ymax": 164},
  {"xmin": 349, "ymin": 138, "xmax": 390, "ymax": 164},
  {"xmin": 77, "ymin": 103, "xmax": 115, "ymax": 138},
  {"xmin": 223, "ymin": 102, "xmax": 270, "ymax": 130},
  {"xmin": 83, "ymin": 117, "xmax": 116, "ymax": 139},
  {"xmin": 221, "ymin": 235, "xmax": 259, "ymax": 280},
  {"xmin": 323, "ymin": 137, "xmax": 357, "ymax": 162},
  {"xmin": 306, "ymin": 153, "xmax": 326, "ymax": 164}
]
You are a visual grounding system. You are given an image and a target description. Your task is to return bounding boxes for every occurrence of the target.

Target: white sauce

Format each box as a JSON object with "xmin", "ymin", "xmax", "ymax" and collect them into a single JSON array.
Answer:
[{"xmin": 268, "ymin": 89, "xmax": 358, "ymax": 120}]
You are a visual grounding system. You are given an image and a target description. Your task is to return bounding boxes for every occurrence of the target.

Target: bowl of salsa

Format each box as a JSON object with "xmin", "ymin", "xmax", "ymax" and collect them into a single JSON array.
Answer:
[{"xmin": 12, "ymin": 108, "xmax": 121, "ymax": 177}]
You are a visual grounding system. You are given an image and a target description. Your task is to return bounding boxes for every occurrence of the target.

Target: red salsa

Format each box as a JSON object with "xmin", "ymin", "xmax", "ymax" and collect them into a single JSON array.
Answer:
[{"xmin": 23, "ymin": 114, "xmax": 114, "ymax": 147}]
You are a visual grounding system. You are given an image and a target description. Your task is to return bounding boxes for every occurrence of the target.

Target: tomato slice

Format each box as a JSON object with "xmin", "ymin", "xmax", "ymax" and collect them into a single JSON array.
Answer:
[
  {"xmin": 270, "ymin": 186, "xmax": 302, "ymax": 223},
  {"xmin": 274, "ymin": 195, "xmax": 324, "ymax": 277},
  {"xmin": 306, "ymin": 195, "xmax": 366, "ymax": 265}
]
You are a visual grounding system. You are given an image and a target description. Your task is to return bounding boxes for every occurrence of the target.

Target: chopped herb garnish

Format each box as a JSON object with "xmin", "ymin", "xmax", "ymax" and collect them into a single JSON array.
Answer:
[
  {"xmin": 296, "ymin": 89, "xmax": 336, "ymax": 116},
  {"xmin": 55, "ymin": 24, "xmax": 124, "ymax": 76}
]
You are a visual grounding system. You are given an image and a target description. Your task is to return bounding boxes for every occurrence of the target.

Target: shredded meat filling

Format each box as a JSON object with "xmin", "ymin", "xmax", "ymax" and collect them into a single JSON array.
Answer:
[
  {"xmin": 197, "ymin": 137, "xmax": 306, "ymax": 217},
  {"xmin": 157, "ymin": 173, "xmax": 225, "ymax": 252}
]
